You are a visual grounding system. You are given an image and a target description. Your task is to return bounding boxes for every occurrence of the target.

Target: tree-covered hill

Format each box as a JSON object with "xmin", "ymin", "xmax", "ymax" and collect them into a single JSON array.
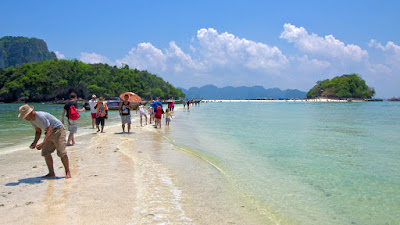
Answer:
[
  {"xmin": 307, "ymin": 74, "xmax": 375, "ymax": 99},
  {"xmin": 181, "ymin": 85, "xmax": 307, "ymax": 99},
  {"xmin": 0, "ymin": 36, "xmax": 57, "ymax": 69},
  {"xmin": 0, "ymin": 59, "xmax": 185, "ymax": 102}
]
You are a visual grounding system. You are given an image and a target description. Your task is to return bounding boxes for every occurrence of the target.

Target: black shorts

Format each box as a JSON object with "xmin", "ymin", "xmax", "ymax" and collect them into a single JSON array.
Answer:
[{"xmin": 96, "ymin": 117, "xmax": 105, "ymax": 126}]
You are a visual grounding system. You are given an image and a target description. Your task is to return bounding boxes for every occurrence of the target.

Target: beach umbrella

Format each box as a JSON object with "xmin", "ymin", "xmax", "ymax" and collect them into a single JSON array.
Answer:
[{"xmin": 119, "ymin": 92, "xmax": 142, "ymax": 103}]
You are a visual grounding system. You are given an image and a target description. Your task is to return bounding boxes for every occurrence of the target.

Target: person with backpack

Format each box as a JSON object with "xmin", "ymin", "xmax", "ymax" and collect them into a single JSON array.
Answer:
[
  {"xmin": 94, "ymin": 97, "xmax": 109, "ymax": 133},
  {"xmin": 62, "ymin": 92, "xmax": 86, "ymax": 146}
]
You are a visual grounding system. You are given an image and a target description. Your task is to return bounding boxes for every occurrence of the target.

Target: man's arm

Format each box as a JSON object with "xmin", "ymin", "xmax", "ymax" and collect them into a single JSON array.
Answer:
[
  {"xmin": 61, "ymin": 109, "xmax": 66, "ymax": 124},
  {"xmin": 119, "ymin": 102, "xmax": 123, "ymax": 115},
  {"xmin": 30, "ymin": 127, "xmax": 42, "ymax": 149},
  {"xmin": 78, "ymin": 107, "xmax": 86, "ymax": 113},
  {"xmin": 36, "ymin": 126, "xmax": 52, "ymax": 150}
]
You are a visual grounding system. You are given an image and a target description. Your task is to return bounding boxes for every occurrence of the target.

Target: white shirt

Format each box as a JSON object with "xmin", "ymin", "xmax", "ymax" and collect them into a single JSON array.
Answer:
[{"xmin": 89, "ymin": 99, "xmax": 97, "ymax": 113}]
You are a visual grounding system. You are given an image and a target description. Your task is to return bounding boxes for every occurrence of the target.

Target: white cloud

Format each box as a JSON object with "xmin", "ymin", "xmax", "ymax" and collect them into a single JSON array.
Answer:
[
  {"xmin": 54, "ymin": 51, "xmax": 65, "ymax": 59},
  {"xmin": 116, "ymin": 42, "xmax": 167, "ymax": 72},
  {"xmin": 197, "ymin": 28, "xmax": 289, "ymax": 71},
  {"xmin": 369, "ymin": 39, "xmax": 400, "ymax": 67},
  {"xmin": 165, "ymin": 41, "xmax": 204, "ymax": 72},
  {"xmin": 80, "ymin": 52, "xmax": 112, "ymax": 64},
  {"xmin": 294, "ymin": 55, "xmax": 331, "ymax": 72},
  {"xmin": 73, "ymin": 26, "xmax": 399, "ymax": 97},
  {"xmin": 368, "ymin": 63, "xmax": 392, "ymax": 74},
  {"xmin": 280, "ymin": 23, "xmax": 368, "ymax": 62}
]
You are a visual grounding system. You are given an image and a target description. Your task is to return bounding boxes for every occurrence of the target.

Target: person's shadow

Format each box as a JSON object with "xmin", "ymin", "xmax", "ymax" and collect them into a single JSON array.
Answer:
[
  {"xmin": 5, "ymin": 176, "xmax": 61, "ymax": 186},
  {"xmin": 114, "ymin": 132, "xmax": 136, "ymax": 135}
]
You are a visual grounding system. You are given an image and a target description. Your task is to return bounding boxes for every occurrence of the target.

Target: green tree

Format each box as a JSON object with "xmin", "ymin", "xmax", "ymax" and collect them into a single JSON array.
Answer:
[
  {"xmin": 0, "ymin": 59, "xmax": 185, "ymax": 102},
  {"xmin": 307, "ymin": 74, "xmax": 375, "ymax": 99}
]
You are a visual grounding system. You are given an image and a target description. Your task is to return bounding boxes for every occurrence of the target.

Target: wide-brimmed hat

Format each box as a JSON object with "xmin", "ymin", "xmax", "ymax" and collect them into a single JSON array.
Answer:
[
  {"xmin": 18, "ymin": 104, "xmax": 34, "ymax": 120},
  {"xmin": 92, "ymin": 94, "xmax": 97, "ymax": 98}
]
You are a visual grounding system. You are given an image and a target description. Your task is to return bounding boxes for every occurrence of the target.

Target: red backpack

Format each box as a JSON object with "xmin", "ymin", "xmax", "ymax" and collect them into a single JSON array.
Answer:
[{"xmin": 69, "ymin": 105, "xmax": 80, "ymax": 120}]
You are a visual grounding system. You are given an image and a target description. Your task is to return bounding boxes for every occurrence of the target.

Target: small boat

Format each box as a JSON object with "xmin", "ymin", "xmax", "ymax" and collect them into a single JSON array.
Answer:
[{"xmin": 105, "ymin": 99, "xmax": 121, "ymax": 110}]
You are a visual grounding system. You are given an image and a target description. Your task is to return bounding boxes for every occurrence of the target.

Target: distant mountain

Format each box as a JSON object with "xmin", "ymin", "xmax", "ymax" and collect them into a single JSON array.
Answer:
[
  {"xmin": 180, "ymin": 85, "xmax": 307, "ymax": 99},
  {"xmin": 0, "ymin": 36, "xmax": 57, "ymax": 69}
]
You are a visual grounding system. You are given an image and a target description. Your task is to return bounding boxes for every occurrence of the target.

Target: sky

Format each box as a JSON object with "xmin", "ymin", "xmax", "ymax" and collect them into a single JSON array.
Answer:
[{"xmin": 1, "ymin": 0, "xmax": 399, "ymax": 97}]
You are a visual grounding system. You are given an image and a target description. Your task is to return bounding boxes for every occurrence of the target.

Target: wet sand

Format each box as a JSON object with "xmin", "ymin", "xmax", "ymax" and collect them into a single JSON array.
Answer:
[{"xmin": 0, "ymin": 114, "xmax": 269, "ymax": 224}]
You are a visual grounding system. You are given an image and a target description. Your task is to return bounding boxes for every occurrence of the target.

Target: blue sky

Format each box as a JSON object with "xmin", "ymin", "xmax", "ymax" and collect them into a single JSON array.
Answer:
[{"xmin": 1, "ymin": 0, "xmax": 399, "ymax": 97}]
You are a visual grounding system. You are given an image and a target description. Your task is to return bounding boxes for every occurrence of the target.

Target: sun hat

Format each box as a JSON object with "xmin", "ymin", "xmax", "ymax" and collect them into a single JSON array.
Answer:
[
  {"xmin": 92, "ymin": 94, "xmax": 96, "ymax": 98},
  {"xmin": 18, "ymin": 104, "xmax": 34, "ymax": 120}
]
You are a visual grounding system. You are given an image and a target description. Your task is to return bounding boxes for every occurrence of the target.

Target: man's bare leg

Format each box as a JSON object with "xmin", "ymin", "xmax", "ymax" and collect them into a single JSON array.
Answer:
[
  {"xmin": 43, "ymin": 155, "xmax": 55, "ymax": 178},
  {"xmin": 61, "ymin": 155, "xmax": 71, "ymax": 179},
  {"xmin": 128, "ymin": 123, "xmax": 131, "ymax": 133},
  {"xmin": 122, "ymin": 124, "xmax": 125, "ymax": 132}
]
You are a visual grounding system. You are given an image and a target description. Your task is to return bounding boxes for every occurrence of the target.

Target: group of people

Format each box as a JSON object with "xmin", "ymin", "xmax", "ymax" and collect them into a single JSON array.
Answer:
[
  {"xmin": 18, "ymin": 93, "xmax": 177, "ymax": 179},
  {"xmin": 183, "ymin": 98, "xmax": 201, "ymax": 110}
]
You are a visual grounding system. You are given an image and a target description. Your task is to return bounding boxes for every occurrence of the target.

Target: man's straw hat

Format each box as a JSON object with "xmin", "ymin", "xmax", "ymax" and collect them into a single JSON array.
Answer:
[{"xmin": 18, "ymin": 104, "xmax": 34, "ymax": 120}]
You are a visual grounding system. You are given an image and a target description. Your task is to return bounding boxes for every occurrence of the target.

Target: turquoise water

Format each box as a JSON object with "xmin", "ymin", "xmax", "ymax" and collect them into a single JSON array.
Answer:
[
  {"xmin": 168, "ymin": 102, "xmax": 400, "ymax": 224},
  {"xmin": 1, "ymin": 102, "xmax": 400, "ymax": 224},
  {"xmin": 0, "ymin": 103, "xmax": 121, "ymax": 150}
]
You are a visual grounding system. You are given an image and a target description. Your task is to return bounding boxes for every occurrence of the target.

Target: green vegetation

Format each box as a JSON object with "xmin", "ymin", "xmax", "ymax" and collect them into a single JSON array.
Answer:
[
  {"xmin": 0, "ymin": 36, "xmax": 56, "ymax": 69},
  {"xmin": 0, "ymin": 59, "xmax": 185, "ymax": 102},
  {"xmin": 307, "ymin": 74, "xmax": 375, "ymax": 99}
]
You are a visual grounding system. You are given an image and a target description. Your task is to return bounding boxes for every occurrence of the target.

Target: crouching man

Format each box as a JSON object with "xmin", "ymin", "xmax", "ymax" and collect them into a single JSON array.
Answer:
[{"xmin": 19, "ymin": 104, "xmax": 71, "ymax": 179}]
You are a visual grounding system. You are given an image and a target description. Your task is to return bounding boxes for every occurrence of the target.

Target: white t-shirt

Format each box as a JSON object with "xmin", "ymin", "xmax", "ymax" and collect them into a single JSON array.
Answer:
[{"xmin": 89, "ymin": 99, "xmax": 97, "ymax": 113}]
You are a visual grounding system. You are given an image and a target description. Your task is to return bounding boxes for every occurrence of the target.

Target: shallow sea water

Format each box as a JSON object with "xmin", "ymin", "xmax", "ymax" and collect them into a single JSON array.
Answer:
[
  {"xmin": 165, "ymin": 101, "xmax": 400, "ymax": 225},
  {"xmin": 1, "ymin": 102, "xmax": 400, "ymax": 224}
]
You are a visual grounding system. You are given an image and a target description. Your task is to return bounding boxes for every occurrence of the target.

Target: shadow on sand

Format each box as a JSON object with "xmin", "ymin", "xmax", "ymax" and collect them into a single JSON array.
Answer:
[
  {"xmin": 114, "ymin": 132, "xmax": 136, "ymax": 135},
  {"xmin": 5, "ymin": 176, "xmax": 62, "ymax": 186}
]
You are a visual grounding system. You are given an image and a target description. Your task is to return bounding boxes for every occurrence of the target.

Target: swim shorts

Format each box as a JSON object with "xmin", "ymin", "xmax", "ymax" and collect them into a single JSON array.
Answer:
[
  {"xmin": 68, "ymin": 119, "xmax": 78, "ymax": 133},
  {"xmin": 121, "ymin": 115, "xmax": 131, "ymax": 124}
]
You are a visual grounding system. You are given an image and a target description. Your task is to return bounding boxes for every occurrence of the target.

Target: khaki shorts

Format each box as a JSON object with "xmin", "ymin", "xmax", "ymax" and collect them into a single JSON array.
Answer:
[{"xmin": 41, "ymin": 128, "xmax": 67, "ymax": 157}]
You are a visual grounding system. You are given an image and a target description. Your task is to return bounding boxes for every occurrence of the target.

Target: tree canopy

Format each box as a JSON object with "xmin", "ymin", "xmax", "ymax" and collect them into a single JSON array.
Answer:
[
  {"xmin": 0, "ymin": 59, "xmax": 185, "ymax": 102},
  {"xmin": 307, "ymin": 74, "xmax": 375, "ymax": 99},
  {"xmin": 0, "ymin": 36, "xmax": 56, "ymax": 69}
]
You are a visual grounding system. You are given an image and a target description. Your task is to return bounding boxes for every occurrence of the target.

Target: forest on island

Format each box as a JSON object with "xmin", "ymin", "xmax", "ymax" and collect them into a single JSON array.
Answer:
[
  {"xmin": 0, "ymin": 59, "xmax": 185, "ymax": 102},
  {"xmin": 0, "ymin": 36, "xmax": 56, "ymax": 69},
  {"xmin": 307, "ymin": 74, "xmax": 375, "ymax": 99}
]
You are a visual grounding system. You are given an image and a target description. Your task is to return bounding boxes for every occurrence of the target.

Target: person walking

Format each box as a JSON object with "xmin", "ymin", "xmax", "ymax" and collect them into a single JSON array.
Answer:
[
  {"xmin": 62, "ymin": 92, "xmax": 85, "ymax": 146},
  {"xmin": 88, "ymin": 94, "xmax": 97, "ymax": 129},
  {"xmin": 165, "ymin": 108, "xmax": 173, "ymax": 126},
  {"xmin": 119, "ymin": 94, "xmax": 133, "ymax": 132},
  {"xmin": 19, "ymin": 104, "xmax": 71, "ymax": 179},
  {"xmin": 136, "ymin": 103, "xmax": 148, "ymax": 126},
  {"xmin": 155, "ymin": 102, "xmax": 164, "ymax": 129},
  {"xmin": 95, "ymin": 97, "xmax": 109, "ymax": 133}
]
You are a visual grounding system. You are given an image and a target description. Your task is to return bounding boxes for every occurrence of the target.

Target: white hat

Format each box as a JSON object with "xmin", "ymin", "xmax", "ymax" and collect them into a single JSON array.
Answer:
[{"xmin": 18, "ymin": 104, "xmax": 34, "ymax": 120}]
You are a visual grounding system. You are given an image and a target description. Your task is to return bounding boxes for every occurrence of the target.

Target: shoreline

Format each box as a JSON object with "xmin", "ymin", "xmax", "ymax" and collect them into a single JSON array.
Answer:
[
  {"xmin": 203, "ymin": 98, "xmax": 362, "ymax": 102},
  {"xmin": 0, "ymin": 107, "xmax": 269, "ymax": 224}
]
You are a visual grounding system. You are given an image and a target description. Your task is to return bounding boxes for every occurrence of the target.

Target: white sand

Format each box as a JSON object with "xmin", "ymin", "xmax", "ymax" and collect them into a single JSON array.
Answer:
[
  {"xmin": 0, "ymin": 112, "xmax": 268, "ymax": 224},
  {"xmin": 204, "ymin": 98, "xmax": 352, "ymax": 102}
]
